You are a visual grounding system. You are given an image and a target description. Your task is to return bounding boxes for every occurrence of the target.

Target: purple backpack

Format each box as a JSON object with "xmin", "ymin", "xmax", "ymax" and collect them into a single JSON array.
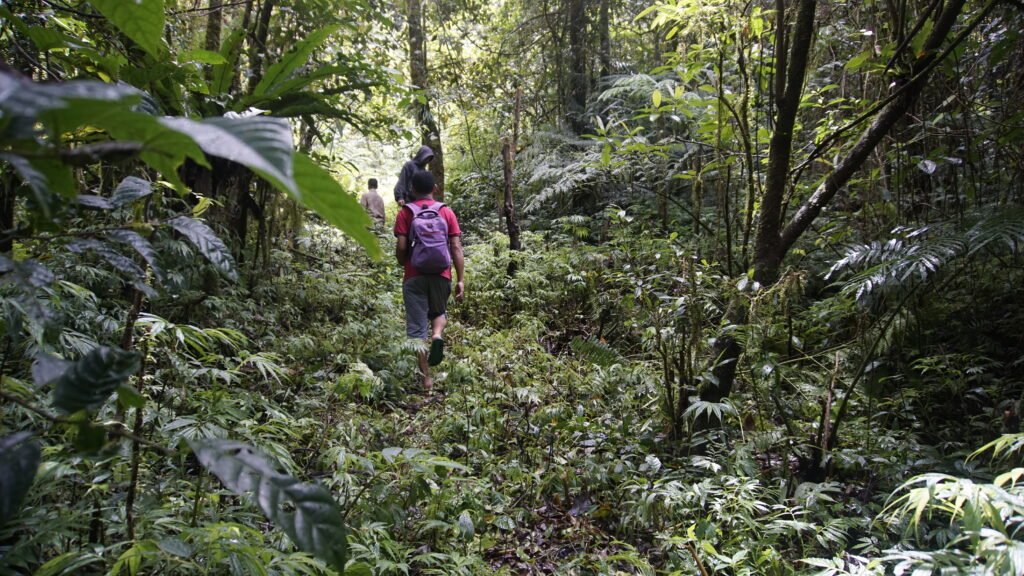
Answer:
[{"xmin": 406, "ymin": 202, "xmax": 452, "ymax": 273}]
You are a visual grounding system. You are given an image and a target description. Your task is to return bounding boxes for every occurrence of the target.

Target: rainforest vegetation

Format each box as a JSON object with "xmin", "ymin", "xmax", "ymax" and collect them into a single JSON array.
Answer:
[{"xmin": 2, "ymin": 0, "xmax": 1024, "ymax": 574}]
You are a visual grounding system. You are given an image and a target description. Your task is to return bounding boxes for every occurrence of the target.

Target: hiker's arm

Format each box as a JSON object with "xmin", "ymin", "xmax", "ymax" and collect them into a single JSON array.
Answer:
[
  {"xmin": 450, "ymin": 236, "xmax": 465, "ymax": 299},
  {"xmin": 395, "ymin": 235, "xmax": 408, "ymax": 265},
  {"xmin": 394, "ymin": 166, "xmax": 408, "ymax": 205}
]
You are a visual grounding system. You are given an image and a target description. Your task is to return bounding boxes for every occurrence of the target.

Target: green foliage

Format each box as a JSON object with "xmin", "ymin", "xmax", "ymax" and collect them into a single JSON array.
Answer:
[
  {"xmin": 252, "ymin": 25, "xmax": 341, "ymax": 98},
  {"xmin": 0, "ymin": 433, "xmax": 40, "ymax": 527},
  {"xmin": 190, "ymin": 439, "xmax": 349, "ymax": 572},
  {"xmin": 88, "ymin": 0, "xmax": 167, "ymax": 58},
  {"xmin": 36, "ymin": 346, "xmax": 140, "ymax": 414},
  {"xmin": 292, "ymin": 153, "xmax": 380, "ymax": 259},
  {"xmin": 2, "ymin": 0, "xmax": 1023, "ymax": 574},
  {"xmin": 167, "ymin": 216, "xmax": 239, "ymax": 281}
]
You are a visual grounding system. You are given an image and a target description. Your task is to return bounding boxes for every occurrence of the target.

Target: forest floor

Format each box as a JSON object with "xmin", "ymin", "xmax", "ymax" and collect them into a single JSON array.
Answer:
[{"xmin": 228, "ymin": 224, "xmax": 890, "ymax": 575}]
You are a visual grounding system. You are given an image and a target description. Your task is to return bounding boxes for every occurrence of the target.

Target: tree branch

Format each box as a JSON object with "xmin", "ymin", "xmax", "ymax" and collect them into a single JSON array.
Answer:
[{"xmin": 779, "ymin": 0, "xmax": 992, "ymax": 257}]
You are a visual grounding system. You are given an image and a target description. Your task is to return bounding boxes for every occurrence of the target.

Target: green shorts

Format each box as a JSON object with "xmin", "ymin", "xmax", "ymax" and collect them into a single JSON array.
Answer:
[{"xmin": 402, "ymin": 275, "xmax": 451, "ymax": 339}]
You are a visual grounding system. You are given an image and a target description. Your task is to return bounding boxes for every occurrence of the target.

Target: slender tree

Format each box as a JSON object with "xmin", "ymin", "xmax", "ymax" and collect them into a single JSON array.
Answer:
[
  {"xmin": 407, "ymin": 0, "xmax": 446, "ymax": 199},
  {"xmin": 704, "ymin": 0, "xmax": 980, "ymax": 418},
  {"xmin": 566, "ymin": 0, "xmax": 589, "ymax": 133}
]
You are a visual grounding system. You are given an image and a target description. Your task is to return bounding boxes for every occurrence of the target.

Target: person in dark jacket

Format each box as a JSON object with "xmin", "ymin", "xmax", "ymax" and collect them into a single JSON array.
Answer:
[{"xmin": 393, "ymin": 145, "xmax": 434, "ymax": 206}]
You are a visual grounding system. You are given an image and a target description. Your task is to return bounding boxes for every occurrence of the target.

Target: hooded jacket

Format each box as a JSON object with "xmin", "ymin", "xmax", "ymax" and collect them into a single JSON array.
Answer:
[{"xmin": 394, "ymin": 145, "xmax": 434, "ymax": 203}]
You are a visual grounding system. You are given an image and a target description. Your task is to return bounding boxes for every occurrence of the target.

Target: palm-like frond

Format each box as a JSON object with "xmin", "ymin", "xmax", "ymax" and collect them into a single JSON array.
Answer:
[{"xmin": 828, "ymin": 209, "xmax": 1024, "ymax": 306}]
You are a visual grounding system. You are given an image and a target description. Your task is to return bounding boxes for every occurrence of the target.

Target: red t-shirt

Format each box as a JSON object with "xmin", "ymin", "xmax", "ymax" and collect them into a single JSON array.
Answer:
[{"xmin": 394, "ymin": 199, "xmax": 462, "ymax": 281}]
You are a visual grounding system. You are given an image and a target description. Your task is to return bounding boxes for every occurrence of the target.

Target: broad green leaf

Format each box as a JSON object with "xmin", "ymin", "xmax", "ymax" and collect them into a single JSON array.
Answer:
[
  {"xmin": 210, "ymin": 28, "xmax": 245, "ymax": 97},
  {"xmin": 42, "ymin": 346, "xmax": 141, "ymax": 413},
  {"xmin": 160, "ymin": 116, "xmax": 296, "ymax": 196},
  {"xmin": 247, "ymin": 64, "xmax": 352, "ymax": 106},
  {"xmin": 25, "ymin": 26, "xmax": 73, "ymax": 52},
  {"xmin": 76, "ymin": 195, "xmax": 114, "ymax": 210},
  {"xmin": 89, "ymin": 0, "xmax": 166, "ymax": 59},
  {"xmin": 33, "ymin": 551, "xmax": 104, "ymax": 576},
  {"xmin": 166, "ymin": 216, "xmax": 238, "ymax": 281},
  {"xmin": 0, "ymin": 71, "xmax": 140, "ymax": 122},
  {"xmin": 9, "ymin": 84, "xmax": 202, "ymax": 193},
  {"xmin": 492, "ymin": 515, "xmax": 515, "ymax": 531},
  {"xmin": 106, "ymin": 229, "xmax": 163, "ymax": 283},
  {"xmin": 292, "ymin": 153, "xmax": 381, "ymax": 259},
  {"xmin": 110, "ymin": 176, "xmax": 153, "ymax": 207},
  {"xmin": 179, "ymin": 49, "xmax": 227, "ymax": 65},
  {"xmin": 253, "ymin": 25, "xmax": 340, "ymax": 97},
  {"xmin": 0, "ymin": 256, "xmax": 54, "ymax": 287},
  {"xmin": 910, "ymin": 19, "xmax": 934, "ymax": 58},
  {"xmin": 259, "ymin": 92, "xmax": 361, "ymax": 123},
  {"xmin": 74, "ymin": 421, "xmax": 107, "ymax": 453},
  {"xmin": 156, "ymin": 537, "xmax": 193, "ymax": 558},
  {"xmin": 0, "ymin": 153, "xmax": 74, "ymax": 220},
  {"xmin": 0, "ymin": 432, "xmax": 40, "ymax": 527},
  {"xmin": 345, "ymin": 563, "xmax": 372, "ymax": 576},
  {"xmin": 189, "ymin": 439, "xmax": 348, "ymax": 572},
  {"xmin": 100, "ymin": 111, "xmax": 208, "ymax": 192},
  {"xmin": 66, "ymin": 239, "xmax": 152, "ymax": 295},
  {"xmin": 845, "ymin": 50, "xmax": 872, "ymax": 71},
  {"xmin": 32, "ymin": 353, "xmax": 71, "ymax": 386},
  {"xmin": 652, "ymin": 89, "xmax": 662, "ymax": 108},
  {"xmin": 116, "ymin": 385, "xmax": 146, "ymax": 409}
]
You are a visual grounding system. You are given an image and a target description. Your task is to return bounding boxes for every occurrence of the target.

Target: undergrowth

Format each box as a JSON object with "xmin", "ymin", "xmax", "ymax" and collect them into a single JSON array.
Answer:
[{"xmin": 4, "ymin": 219, "xmax": 1023, "ymax": 575}]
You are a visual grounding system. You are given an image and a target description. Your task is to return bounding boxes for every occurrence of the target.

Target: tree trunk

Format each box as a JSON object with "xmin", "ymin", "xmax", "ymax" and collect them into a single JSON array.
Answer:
[
  {"xmin": 204, "ymin": 0, "xmax": 223, "ymax": 53},
  {"xmin": 750, "ymin": 0, "xmax": 977, "ymax": 284},
  {"xmin": 598, "ymin": 0, "xmax": 611, "ymax": 79},
  {"xmin": 566, "ymin": 0, "xmax": 589, "ymax": 133},
  {"xmin": 503, "ymin": 88, "xmax": 523, "ymax": 274},
  {"xmin": 705, "ymin": 0, "xmax": 975, "ymax": 429},
  {"xmin": 778, "ymin": 0, "xmax": 975, "ymax": 265},
  {"xmin": 1, "ymin": 170, "xmax": 16, "ymax": 254},
  {"xmin": 247, "ymin": 0, "xmax": 276, "ymax": 94},
  {"xmin": 753, "ymin": 0, "xmax": 817, "ymax": 286},
  {"xmin": 407, "ymin": 0, "xmax": 446, "ymax": 200}
]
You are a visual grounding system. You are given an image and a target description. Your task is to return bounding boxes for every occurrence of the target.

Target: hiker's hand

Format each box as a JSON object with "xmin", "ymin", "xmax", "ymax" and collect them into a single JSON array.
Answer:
[{"xmin": 455, "ymin": 281, "xmax": 465, "ymax": 300}]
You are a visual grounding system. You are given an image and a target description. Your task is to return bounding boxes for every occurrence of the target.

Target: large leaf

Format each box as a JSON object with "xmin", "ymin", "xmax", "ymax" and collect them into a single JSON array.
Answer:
[
  {"xmin": 0, "ymin": 257, "xmax": 59, "ymax": 332},
  {"xmin": 247, "ymin": 64, "xmax": 353, "ymax": 106},
  {"xmin": 190, "ymin": 439, "xmax": 348, "ymax": 572},
  {"xmin": 106, "ymin": 229, "xmax": 163, "ymax": 283},
  {"xmin": 160, "ymin": 116, "xmax": 296, "ymax": 196},
  {"xmin": 40, "ymin": 347, "xmax": 141, "ymax": 413},
  {"xmin": 31, "ymin": 353, "xmax": 71, "ymax": 386},
  {"xmin": 252, "ymin": 25, "xmax": 340, "ymax": 97},
  {"xmin": 0, "ymin": 256, "xmax": 55, "ymax": 288},
  {"xmin": 9, "ymin": 92, "xmax": 196, "ymax": 193},
  {"xmin": 89, "ymin": 0, "xmax": 167, "ymax": 59},
  {"xmin": 102, "ymin": 111, "xmax": 208, "ymax": 192},
  {"xmin": 210, "ymin": 28, "xmax": 245, "ymax": 97},
  {"xmin": 0, "ymin": 433, "xmax": 40, "ymax": 527},
  {"xmin": 66, "ymin": 239, "xmax": 153, "ymax": 295},
  {"xmin": 292, "ymin": 153, "xmax": 381, "ymax": 259},
  {"xmin": 110, "ymin": 176, "xmax": 153, "ymax": 207},
  {"xmin": 0, "ymin": 71, "xmax": 140, "ymax": 122},
  {"xmin": 179, "ymin": 49, "xmax": 227, "ymax": 65},
  {"xmin": 0, "ymin": 153, "xmax": 74, "ymax": 220},
  {"xmin": 76, "ymin": 195, "xmax": 114, "ymax": 210},
  {"xmin": 260, "ymin": 92, "xmax": 361, "ymax": 123},
  {"xmin": 166, "ymin": 216, "xmax": 238, "ymax": 281}
]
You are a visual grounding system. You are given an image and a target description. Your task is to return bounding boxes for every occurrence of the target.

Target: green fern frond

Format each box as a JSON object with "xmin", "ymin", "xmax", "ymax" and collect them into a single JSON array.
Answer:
[{"xmin": 570, "ymin": 337, "xmax": 621, "ymax": 367}]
